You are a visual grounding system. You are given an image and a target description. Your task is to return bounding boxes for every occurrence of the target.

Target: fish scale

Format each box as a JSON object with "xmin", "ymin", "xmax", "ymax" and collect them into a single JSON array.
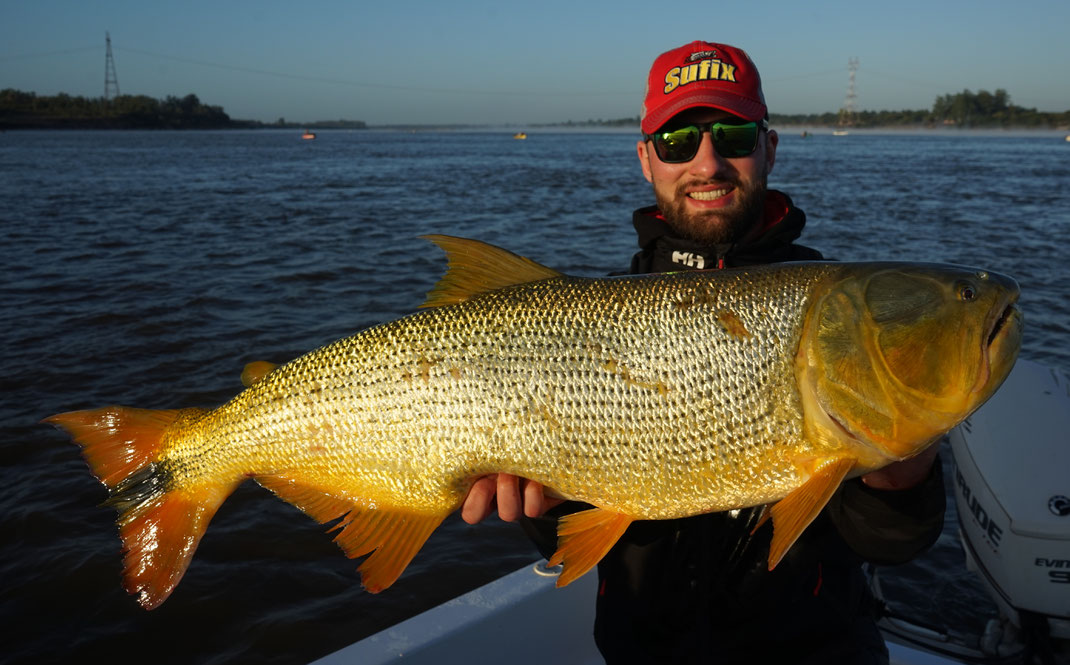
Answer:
[
  {"xmin": 195, "ymin": 267, "xmax": 829, "ymax": 520},
  {"xmin": 43, "ymin": 235, "xmax": 1021, "ymax": 607}
]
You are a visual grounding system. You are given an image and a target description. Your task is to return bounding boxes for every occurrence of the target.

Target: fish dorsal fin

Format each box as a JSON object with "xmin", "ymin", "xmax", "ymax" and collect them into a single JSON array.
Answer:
[
  {"xmin": 765, "ymin": 456, "xmax": 855, "ymax": 569},
  {"xmin": 420, "ymin": 235, "xmax": 563, "ymax": 308}
]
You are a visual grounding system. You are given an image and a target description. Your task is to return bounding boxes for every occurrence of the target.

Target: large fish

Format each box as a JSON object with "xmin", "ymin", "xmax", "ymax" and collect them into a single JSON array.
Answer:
[{"xmin": 43, "ymin": 236, "xmax": 1021, "ymax": 610}]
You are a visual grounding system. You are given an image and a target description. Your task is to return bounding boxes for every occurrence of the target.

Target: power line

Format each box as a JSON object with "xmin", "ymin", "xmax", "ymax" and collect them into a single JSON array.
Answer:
[
  {"xmin": 115, "ymin": 46, "xmax": 632, "ymax": 98},
  {"xmin": 0, "ymin": 45, "xmax": 99, "ymax": 62}
]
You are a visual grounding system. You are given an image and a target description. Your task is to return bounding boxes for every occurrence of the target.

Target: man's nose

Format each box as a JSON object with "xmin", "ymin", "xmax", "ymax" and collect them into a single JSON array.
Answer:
[{"xmin": 688, "ymin": 132, "xmax": 727, "ymax": 177}]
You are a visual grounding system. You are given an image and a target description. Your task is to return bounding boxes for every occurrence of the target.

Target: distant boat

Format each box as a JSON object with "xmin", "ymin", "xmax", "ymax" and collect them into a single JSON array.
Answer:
[
  {"xmin": 513, "ymin": 132, "xmax": 527, "ymax": 140},
  {"xmin": 832, "ymin": 130, "xmax": 849, "ymax": 136},
  {"xmin": 301, "ymin": 131, "xmax": 316, "ymax": 140}
]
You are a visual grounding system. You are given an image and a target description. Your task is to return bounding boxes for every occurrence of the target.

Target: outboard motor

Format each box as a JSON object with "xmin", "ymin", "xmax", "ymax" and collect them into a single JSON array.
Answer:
[{"xmin": 950, "ymin": 358, "xmax": 1070, "ymax": 662}]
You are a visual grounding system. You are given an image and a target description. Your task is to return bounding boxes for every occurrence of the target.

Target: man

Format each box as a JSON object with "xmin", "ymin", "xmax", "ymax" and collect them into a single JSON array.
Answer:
[{"xmin": 462, "ymin": 41, "xmax": 944, "ymax": 664}]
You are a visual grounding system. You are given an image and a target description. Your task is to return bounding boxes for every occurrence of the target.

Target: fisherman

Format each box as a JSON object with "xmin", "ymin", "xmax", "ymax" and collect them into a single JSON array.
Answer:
[{"xmin": 461, "ymin": 41, "xmax": 945, "ymax": 664}]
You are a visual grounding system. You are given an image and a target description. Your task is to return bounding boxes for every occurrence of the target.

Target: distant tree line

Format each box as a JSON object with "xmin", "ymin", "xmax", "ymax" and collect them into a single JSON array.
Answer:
[
  {"xmin": 0, "ymin": 89, "xmax": 246, "ymax": 129},
  {"xmin": 771, "ymin": 88, "xmax": 1069, "ymax": 129}
]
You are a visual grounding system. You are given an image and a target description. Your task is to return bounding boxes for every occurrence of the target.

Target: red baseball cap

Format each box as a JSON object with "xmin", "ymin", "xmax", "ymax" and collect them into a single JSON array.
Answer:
[{"xmin": 640, "ymin": 41, "xmax": 767, "ymax": 135}]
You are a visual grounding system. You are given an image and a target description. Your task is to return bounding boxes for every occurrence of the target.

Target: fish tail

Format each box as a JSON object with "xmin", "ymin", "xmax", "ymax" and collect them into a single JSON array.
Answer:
[{"xmin": 43, "ymin": 406, "xmax": 237, "ymax": 610}]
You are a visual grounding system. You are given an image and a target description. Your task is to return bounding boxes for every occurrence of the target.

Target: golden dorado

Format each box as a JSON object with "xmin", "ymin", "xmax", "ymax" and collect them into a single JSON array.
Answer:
[{"xmin": 44, "ymin": 236, "xmax": 1021, "ymax": 610}]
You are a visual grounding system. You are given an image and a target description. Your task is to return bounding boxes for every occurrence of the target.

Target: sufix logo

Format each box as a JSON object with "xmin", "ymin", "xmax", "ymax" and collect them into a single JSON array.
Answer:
[{"xmin": 955, "ymin": 466, "xmax": 1003, "ymax": 550}]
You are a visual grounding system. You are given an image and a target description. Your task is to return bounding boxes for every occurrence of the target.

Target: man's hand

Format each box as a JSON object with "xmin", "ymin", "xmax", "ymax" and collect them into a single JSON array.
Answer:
[
  {"xmin": 860, "ymin": 444, "xmax": 940, "ymax": 491},
  {"xmin": 461, "ymin": 473, "xmax": 563, "ymax": 524}
]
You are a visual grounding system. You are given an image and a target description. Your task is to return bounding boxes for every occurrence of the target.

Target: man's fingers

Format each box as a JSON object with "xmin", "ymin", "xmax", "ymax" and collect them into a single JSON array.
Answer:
[
  {"xmin": 522, "ymin": 479, "xmax": 546, "ymax": 518},
  {"xmin": 461, "ymin": 474, "xmax": 560, "ymax": 524},
  {"xmin": 496, "ymin": 473, "xmax": 523, "ymax": 522},
  {"xmin": 461, "ymin": 476, "xmax": 498, "ymax": 524}
]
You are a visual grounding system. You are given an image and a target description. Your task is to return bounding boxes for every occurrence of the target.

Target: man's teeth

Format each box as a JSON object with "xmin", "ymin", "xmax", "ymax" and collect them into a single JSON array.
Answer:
[{"xmin": 689, "ymin": 189, "xmax": 730, "ymax": 201}]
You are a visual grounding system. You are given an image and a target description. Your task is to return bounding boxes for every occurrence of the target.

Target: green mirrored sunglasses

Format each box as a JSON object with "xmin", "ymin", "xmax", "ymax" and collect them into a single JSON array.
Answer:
[{"xmin": 645, "ymin": 118, "xmax": 768, "ymax": 163}]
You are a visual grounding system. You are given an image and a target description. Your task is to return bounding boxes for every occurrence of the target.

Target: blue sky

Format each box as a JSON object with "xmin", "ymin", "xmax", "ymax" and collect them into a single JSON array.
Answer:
[{"xmin": 3, "ymin": 0, "xmax": 1068, "ymax": 125}]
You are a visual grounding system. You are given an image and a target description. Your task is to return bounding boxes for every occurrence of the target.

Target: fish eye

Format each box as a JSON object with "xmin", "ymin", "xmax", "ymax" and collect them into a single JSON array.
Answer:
[{"xmin": 956, "ymin": 280, "xmax": 978, "ymax": 302}]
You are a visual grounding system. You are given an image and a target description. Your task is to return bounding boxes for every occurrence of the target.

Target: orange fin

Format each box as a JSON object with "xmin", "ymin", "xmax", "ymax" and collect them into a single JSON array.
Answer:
[
  {"xmin": 547, "ymin": 508, "xmax": 633, "ymax": 587},
  {"xmin": 42, "ymin": 407, "xmax": 202, "ymax": 487},
  {"xmin": 241, "ymin": 360, "xmax": 279, "ymax": 387},
  {"xmin": 420, "ymin": 235, "xmax": 562, "ymax": 308},
  {"xmin": 256, "ymin": 474, "xmax": 446, "ymax": 593},
  {"xmin": 117, "ymin": 484, "xmax": 235, "ymax": 609},
  {"xmin": 767, "ymin": 456, "xmax": 855, "ymax": 570},
  {"xmin": 42, "ymin": 406, "xmax": 234, "ymax": 609}
]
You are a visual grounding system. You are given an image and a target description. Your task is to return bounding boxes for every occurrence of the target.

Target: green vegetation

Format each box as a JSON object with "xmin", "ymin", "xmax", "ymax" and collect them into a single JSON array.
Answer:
[
  {"xmin": 772, "ymin": 89, "xmax": 1070, "ymax": 129},
  {"xmin": 3, "ymin": 88, "xmax": 1066, "ymax": 130},
  {"xmin": 0, "ymin": 89, "xmax": 246, "ymax": 129}
]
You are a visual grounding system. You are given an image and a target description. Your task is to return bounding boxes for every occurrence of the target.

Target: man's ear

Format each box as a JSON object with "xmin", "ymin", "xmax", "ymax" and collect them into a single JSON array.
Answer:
[
  {"xmin": 637, "ymin": 139, "xmax": 654, "ymax": 184},
  {"xmin": 764, "ymin": 128, "xmax": 778, "ymax": 176}
]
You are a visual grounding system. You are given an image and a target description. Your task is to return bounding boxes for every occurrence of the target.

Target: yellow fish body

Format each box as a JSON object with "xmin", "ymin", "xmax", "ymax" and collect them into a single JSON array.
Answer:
[{"xmin": 44, "ymin": 235, "xmax": 1021, "ymax": 609}]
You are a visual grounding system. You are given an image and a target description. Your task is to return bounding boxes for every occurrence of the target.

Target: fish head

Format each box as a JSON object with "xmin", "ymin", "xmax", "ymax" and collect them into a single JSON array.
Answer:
[{"xmin": 798, "ymin": 263, "xmax": 1021, "ymax": 462}]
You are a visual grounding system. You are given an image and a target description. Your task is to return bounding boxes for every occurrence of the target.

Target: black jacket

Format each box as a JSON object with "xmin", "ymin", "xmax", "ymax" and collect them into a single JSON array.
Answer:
[{"xmin": 522, "ymin": 190, "xmax": 945, "ymax": 664}]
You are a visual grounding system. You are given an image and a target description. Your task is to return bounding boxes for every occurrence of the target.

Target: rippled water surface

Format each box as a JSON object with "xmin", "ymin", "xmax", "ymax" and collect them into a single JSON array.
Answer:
[{"xmin": 2, "ymin": 128, "xmax": 1068, "ymax": 664}]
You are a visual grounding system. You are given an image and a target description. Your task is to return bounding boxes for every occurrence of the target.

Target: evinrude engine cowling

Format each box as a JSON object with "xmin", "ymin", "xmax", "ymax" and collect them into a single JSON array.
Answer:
[{"xmin": 950, "ymin": 358, "xmax": 1070, "ymax": 653}]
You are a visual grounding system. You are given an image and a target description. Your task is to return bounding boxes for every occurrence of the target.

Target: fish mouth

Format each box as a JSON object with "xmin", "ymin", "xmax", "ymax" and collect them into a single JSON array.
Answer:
[{"xmin": 987, "ymin": 301, "xmax": 1020, "ymax": 348}]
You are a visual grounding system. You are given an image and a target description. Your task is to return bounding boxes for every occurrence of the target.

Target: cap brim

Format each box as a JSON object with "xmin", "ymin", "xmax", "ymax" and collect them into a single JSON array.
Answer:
[{"xmin": 642, "ymin": 90, "xmax": 766, "ymax": 134}]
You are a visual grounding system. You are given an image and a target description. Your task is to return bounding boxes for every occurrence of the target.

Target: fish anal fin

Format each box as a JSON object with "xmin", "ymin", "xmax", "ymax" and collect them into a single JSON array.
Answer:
[
  {"xmin": 241, "ymin": 361, "xmax": 279, "ymax": 387},
  {"xmin": 767, "ymin": 456, "xmax": 855, "ymax": 570},
  {"xmin": 347, "ymin": 511, "xmax": 445, "ymax": 593},
  {"xmin": 420, "ymin": 235, "xmax": 563, "ymax": 308},
  {"xmin": 255, "ymin": 474, "xmax": 355, "ymax": 523},
  {"xmin": 255, "ymin": 474, "xmax": 446, "ymax": 593},
  {"xmin": 548, "ymin": 508, "xmax": 633, "ymax": 587}
]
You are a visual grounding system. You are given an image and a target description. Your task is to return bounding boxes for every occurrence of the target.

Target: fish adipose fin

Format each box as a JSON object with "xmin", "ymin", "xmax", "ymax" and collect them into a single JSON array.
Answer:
[
  {"xmin": 419, "ymin": 235, "xmax": 563, "ymax": 308},
  {"xmin": 548, "ymin": 507, "xmax": 633, "ymax": 587},
  {"xmin": 241, "ymin": 360, "xmax": 278, "ymax": 387},
  {"xmin": 42, "ymin": 406, "xmax": 236, "ymax": 610},
  {"xmin": 766, "ymin": 456, "xmax": 855, "ymax": 569},
  {"xmin": 255, "ymin": 474, "xmax": 446, "ymax": 593}
]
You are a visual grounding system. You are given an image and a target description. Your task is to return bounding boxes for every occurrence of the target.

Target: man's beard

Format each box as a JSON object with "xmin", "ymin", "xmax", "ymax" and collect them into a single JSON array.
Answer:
[{"xmin": 656, "ymin": 177, "xmax": 768, "ymax": 246}]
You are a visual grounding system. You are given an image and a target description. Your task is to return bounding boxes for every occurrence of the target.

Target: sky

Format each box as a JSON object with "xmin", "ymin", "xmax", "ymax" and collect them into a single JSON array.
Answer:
[{"xmin": 3, "ymin": 0, "xmax": 1069, "ymax": 126}]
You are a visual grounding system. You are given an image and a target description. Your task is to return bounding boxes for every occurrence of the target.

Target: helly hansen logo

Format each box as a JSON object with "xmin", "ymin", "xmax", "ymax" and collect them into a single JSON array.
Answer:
[{"xmin": 672, "ymin": 251, "xmax": 705, "ymax": 269}]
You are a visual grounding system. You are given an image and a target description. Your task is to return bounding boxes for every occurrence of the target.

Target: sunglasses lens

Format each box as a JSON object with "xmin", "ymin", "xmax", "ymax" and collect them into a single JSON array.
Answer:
[
  {"xmin": 651, "ymin": 122, "xmax": 760, "ymax": 162},
  {"xmin": 654, "ymin": 126, "xmax": 701, "ymax": 163},
  {"xmin": 713, "ymin": 122, "xmax": 759, "ymax": 158}
]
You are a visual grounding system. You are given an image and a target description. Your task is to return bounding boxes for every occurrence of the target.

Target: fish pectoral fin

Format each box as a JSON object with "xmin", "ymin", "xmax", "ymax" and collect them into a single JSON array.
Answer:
[
  {"xmin": 255, "ymin": 474, "xmax": 445, "ymax": 593},
  {"xmin": 547, "ymin": 508, "xmax": 633, "ymax": 587},
  {"xmin": 420, "ymin": 235, "xmax": 563, "ymax": 308},
  {"xmin": 767, "ymin": 456, "xmax": 855, "ymax": 570},
  {"xmin": 240, "ymin": 360, "xmax": 279, "ymax": 387}
]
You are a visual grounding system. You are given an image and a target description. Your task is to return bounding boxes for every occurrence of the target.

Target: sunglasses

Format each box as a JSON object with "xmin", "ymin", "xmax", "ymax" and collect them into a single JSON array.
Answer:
[{"xmin": 644, "ymin": 118, "xmax": 768, "ymax": 163}]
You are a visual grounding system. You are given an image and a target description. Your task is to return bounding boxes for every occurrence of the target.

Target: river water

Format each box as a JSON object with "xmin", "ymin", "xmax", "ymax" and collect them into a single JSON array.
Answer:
[{"xmin": 2, "ymin": 128, "xmax": 1068, "ymax": 664}]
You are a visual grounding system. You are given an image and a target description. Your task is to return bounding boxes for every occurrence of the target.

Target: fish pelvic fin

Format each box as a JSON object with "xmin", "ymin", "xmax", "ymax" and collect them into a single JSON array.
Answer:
[
  {"xmin": 419, "ymin": 235, "xmax": 563, "ymax": 308},
  {"xmin": 548, "ymin": 508, "xmax": 633, "ymax": 587},
  {"xmin": 240, "ymin": 360, "xmax": 278, "ymax": 387},
  {"xmin": 42, "ymin": 406, "xmax": 236, "ymax": 610},
  {"xmin": 255, "ymin": 474, "xmax": 446, "ymax": 593},
  {"xmin": 766, "ymin": 456, "xmax": 855, "ymax": 570}
]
